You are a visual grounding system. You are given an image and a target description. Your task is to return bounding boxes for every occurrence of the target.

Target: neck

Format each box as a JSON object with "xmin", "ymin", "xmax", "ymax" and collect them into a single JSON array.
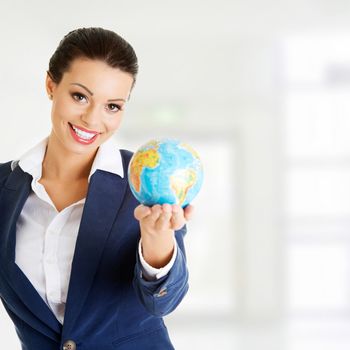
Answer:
[{"xmin": 41, "ymin": 131, "xmax": 98, "ymax": 183}]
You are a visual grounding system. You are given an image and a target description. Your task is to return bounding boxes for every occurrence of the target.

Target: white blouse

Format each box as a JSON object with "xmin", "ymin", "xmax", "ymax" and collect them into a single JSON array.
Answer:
[{"xmin": 11, "ymin": 136, "xmax": 177, "ymax": 324}]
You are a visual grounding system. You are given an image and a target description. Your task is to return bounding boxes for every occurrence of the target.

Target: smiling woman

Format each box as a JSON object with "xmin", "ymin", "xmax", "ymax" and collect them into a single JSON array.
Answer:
[
  {"xmin": 46, "ymin": 58, "xmax": 133, "ymax": 154},
  {"xmin": 0, "ymin": 27, "xmax": 192, "ymax": 350}
]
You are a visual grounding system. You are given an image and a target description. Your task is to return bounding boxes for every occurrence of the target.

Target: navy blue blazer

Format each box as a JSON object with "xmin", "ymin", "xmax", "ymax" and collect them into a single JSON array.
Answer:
[{"xmin": 0, "ymin": 150, "xmax": 189, "ymax": 350}]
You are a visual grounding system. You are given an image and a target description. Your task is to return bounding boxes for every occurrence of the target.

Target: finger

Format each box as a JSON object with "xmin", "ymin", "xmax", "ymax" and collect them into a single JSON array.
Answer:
[
  {"xmin": 134, "ymin": 204, "xmax": 151, "ymax": 221},
  {"xmin": 155, "ymin": 203, "xmax": 173, "ymax": 231},
  {"xmin": 148, "ymin": 204, "xmax": 162, "ymax": 222},
  {"xmin": 184, "ymin": 204, "xmax": 195, "ymax": 221},
  {"xmin": 170, "ymin": 204, "xmax": 186, "ymax": 230}
]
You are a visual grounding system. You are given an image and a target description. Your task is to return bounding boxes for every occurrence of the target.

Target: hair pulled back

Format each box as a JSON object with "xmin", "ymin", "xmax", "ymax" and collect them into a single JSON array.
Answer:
[{"xmin": 48, "ymin": 27, "xmax": 138, "ymax": 88}]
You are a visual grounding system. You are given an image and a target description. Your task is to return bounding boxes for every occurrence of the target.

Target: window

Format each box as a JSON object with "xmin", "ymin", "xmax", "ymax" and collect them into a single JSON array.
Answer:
[{"xmin": 283, "ymin": 35, "xmax": 350, "ymax": 318}]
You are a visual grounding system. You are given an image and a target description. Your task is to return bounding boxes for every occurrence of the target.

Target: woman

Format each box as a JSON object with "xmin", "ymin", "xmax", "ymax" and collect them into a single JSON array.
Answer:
[{"xmin": 0, "ymin": 27, "xmax": 193, "ymax": 350}]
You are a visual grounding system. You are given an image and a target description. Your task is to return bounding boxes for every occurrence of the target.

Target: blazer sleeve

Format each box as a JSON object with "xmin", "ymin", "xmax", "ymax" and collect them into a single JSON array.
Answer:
[{"xmin": 132, "ymin": 224, "xmax": 189, "ymax": 317}]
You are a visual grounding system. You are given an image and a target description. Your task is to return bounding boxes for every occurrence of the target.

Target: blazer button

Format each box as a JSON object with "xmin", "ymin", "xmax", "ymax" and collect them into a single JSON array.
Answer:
[{"xmin": 62, "ymin": 340, "xmax": 76, "ymax": 350}]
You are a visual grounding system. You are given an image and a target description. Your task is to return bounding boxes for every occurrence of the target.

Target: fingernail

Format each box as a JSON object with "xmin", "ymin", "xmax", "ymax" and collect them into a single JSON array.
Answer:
[{"xmin": 163, "ymin": 203, "xmax": 171, "ymax": 212}]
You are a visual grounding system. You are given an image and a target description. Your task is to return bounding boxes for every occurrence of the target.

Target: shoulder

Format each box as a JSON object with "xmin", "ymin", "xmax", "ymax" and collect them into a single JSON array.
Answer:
[
  {"xmin": 0, "ymin": 160, "xmax": 14, "ymax": 187},
  {"xmin": 119, "ymin": 149, "xmax": 134, "ymax": 171},
  {"xmin": 0, "ymin": 161, "xmax": 14, "ymax": 174},
  {"xmin": 119, "ymin": 149, "xmax": 134, "ymax": 160}
]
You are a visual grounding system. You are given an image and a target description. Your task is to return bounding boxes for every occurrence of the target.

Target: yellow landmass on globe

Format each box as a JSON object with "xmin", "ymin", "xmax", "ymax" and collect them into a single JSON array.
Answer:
[
  {"xmin": 130, "ymin": 149, "xmax": 160, "ymax": 192},
  {"xmin": 180, "ymin": 143, "xmax": 201, "ymax": 162},
  {"xmin": 170, "ymin": 169, "xmax": 197, "ymax": 205}
]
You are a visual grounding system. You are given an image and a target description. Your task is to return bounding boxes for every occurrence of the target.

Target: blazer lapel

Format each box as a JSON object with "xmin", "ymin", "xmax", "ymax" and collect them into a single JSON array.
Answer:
[
  {"xmin": 0, "ymin": 165, "xmax": 62, "ymax": 337},
  {"xmin": 61, "ymin": 169, "xmax": 128, "ymax": 336}
]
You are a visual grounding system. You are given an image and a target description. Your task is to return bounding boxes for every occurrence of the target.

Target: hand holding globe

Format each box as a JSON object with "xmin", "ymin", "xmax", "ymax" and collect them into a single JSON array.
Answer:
[
  {"xmin": 134, "ymin": 202, "xmax": 194, "ymax": 268},
  {"xmin": 128, "ymin": 138, "xmax": 203, "ymax": 268}
]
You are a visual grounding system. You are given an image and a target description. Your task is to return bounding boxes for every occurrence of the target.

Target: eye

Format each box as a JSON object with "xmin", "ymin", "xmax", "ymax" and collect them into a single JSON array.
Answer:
[
  {"xmin": 71, "ymin": 92, "xmax": 87, "ymax": 103},
  {"xmin": 107, "ymin": 103, "xmax": 123, "ymax": 113}
]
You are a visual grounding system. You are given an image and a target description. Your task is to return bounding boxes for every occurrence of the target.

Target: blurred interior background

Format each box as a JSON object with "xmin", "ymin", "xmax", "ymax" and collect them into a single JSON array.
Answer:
[{"xmin": 1, "ymin": 1, "xmax": 350, "ymax": 349}]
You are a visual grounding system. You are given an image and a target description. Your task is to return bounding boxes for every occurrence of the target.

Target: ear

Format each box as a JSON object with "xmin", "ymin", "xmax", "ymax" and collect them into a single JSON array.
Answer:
[{"xmin": 45, "ymin": 71, "xmax": 57, "ymax": 97}]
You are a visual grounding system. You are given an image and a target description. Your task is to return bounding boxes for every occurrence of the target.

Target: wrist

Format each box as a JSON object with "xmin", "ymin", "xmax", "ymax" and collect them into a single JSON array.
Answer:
[{"xmin": 141, "ymin": 232, "xmax": 175, "ymax": 268}]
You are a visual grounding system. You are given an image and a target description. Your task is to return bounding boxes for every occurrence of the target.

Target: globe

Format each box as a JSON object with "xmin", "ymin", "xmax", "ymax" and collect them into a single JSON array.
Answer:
[{"xmin": 127, "ymin": 138, "xmax": 203, "ymax": 208}]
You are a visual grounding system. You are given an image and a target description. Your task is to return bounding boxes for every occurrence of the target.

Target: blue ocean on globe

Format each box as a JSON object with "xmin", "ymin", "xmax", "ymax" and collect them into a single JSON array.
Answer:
[{"xmin": 128, "ymin": 138, "xmax": 203, "ymax": 207}]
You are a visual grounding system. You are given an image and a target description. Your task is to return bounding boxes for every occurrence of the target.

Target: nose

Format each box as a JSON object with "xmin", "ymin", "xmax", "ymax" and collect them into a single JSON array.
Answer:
[{"xmin": 80, "ymin": 104, "xmax": 101, "ymax": 129}]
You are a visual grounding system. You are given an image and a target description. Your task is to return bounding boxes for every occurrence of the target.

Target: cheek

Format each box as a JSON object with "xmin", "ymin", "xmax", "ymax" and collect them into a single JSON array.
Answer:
[
  {"xmin": 52, "ymin": 98, "xmax": 78, "ymax": 121},
  {"xmin": 106, "ymin": 115, "xmax": 123, "ymax": 131}
]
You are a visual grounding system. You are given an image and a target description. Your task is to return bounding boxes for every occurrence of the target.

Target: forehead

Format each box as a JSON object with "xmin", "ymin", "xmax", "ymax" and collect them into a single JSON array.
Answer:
[{"xmin": 61, "ymin": 58, "xmax": 134, "ymax": 95}]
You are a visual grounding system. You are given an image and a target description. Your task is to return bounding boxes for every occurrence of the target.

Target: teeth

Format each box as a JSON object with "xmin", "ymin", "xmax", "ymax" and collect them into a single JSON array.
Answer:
[{"xmin": 71, "ymin": 125, "xmax": 97, "ymax": 140}]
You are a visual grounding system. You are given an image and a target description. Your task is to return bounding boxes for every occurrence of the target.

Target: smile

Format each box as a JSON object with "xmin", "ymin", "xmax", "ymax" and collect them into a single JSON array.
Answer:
[{"xmin": 69, "ymin": 123, "xmax": 100, "ymax": 144}]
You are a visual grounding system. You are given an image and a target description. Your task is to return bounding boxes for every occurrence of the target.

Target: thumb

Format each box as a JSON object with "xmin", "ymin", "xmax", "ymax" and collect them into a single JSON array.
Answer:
[{"xmin": 184, "ymin": 204, "xmax": 195, "ymax": 221}]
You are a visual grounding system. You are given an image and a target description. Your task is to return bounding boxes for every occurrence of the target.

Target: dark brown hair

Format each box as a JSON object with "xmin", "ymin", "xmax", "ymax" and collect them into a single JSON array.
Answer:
[{"xmin": 47, "ymin": 27, "xmax": 138, "ymax": 89}]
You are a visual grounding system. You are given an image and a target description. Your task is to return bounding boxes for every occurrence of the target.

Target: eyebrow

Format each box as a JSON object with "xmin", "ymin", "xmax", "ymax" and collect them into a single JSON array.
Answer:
[{"xmin": 70, "ymin": 83, "xmax": 126, "ymax": 102}]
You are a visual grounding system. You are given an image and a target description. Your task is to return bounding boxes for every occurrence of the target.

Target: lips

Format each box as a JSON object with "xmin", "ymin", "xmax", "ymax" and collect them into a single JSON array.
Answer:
[{"xmin": 68, "ymin": 122, "xmax": 100, "ymax": 145}]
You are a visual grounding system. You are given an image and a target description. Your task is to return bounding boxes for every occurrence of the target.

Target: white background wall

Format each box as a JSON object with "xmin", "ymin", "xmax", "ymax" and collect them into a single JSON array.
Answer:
[{"xmin": 1, "ymin": 1, "xmax": 350, "ymax": 349}]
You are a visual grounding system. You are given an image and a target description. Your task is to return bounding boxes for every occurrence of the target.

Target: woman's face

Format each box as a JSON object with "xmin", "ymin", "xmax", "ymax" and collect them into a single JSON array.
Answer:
[{"xmin": 46, "ymin": 58, "xmax": 134, "ymax": 155}]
